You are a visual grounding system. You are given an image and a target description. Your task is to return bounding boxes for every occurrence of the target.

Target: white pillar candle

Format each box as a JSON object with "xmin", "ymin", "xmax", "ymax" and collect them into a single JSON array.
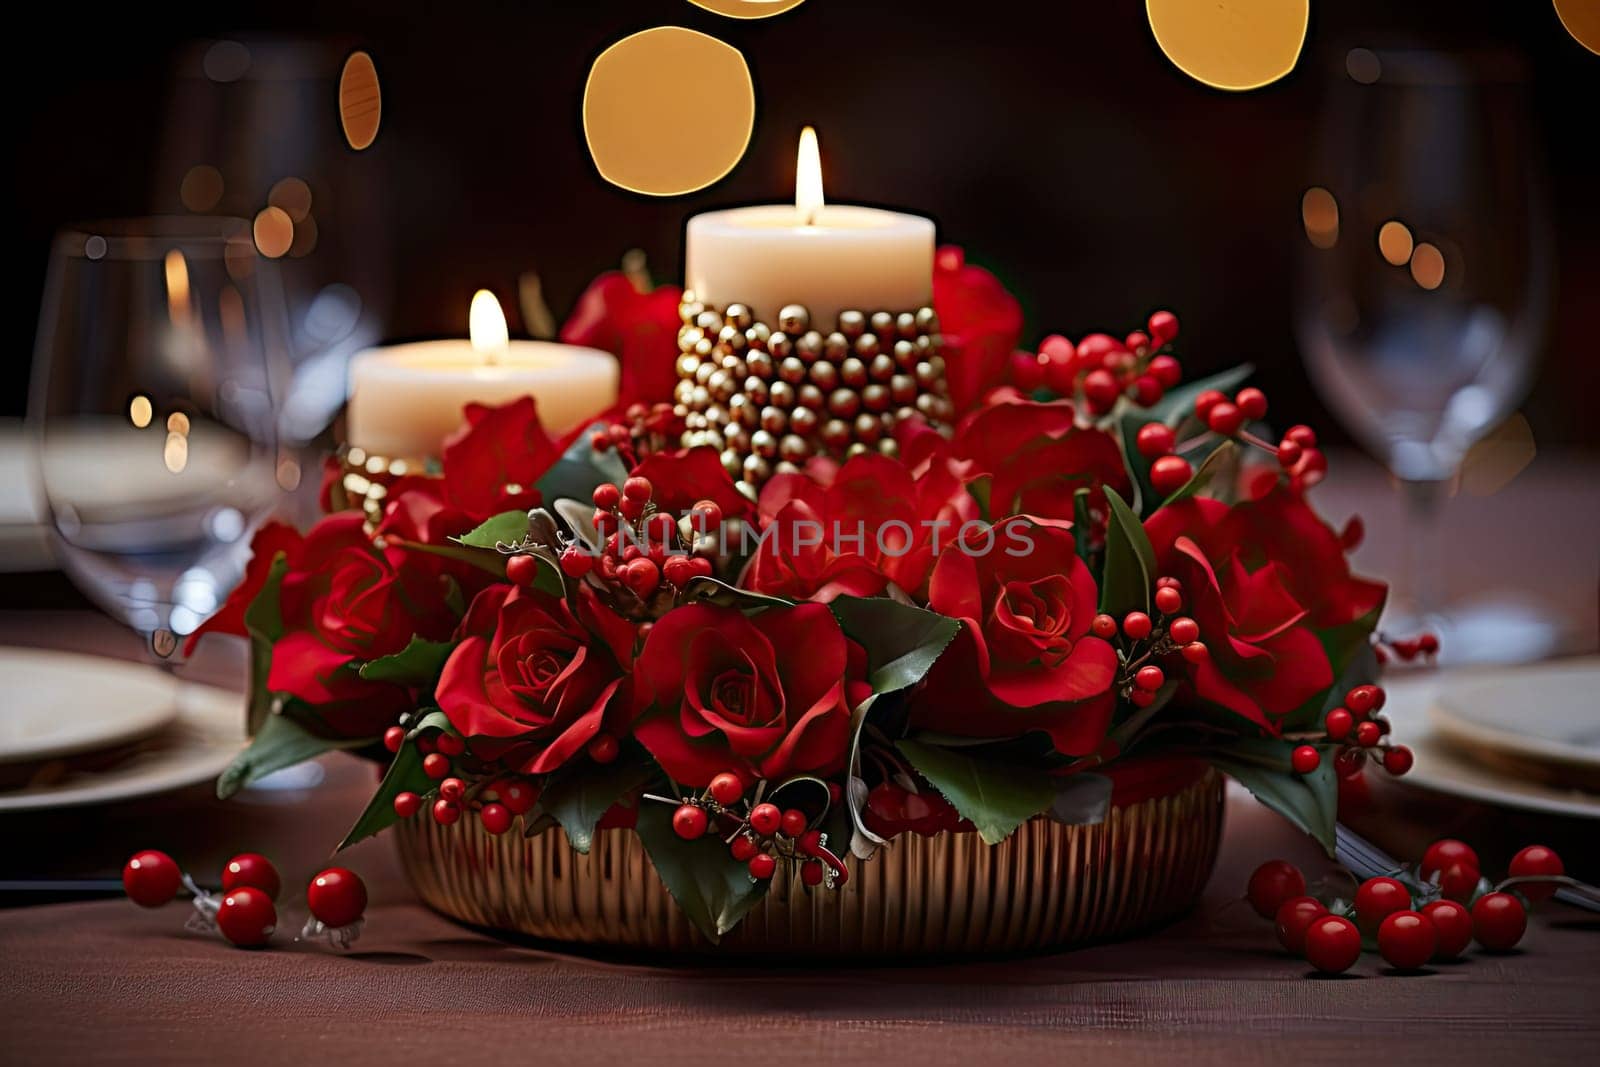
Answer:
[
  {"xmin": 685, "ymin": 128, "xmax": 935, "ymax": 329},
  {"xmin": 346, "ymin": 292, "xmax": 619, "ymax": 458}
]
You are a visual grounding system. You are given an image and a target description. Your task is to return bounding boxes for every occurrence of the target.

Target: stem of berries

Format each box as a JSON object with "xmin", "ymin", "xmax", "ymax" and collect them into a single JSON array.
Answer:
[
  {"xmin": 1015, "ymin": 310, "xmax": 1183, "ymax": 417},
  {"xmin": 1289, "ymin": 682, "xmax": 1412, "ymax": 779},
  {"xmin": 1095, "ymin": 576, "xmax": 1207, "ymax": 707}
]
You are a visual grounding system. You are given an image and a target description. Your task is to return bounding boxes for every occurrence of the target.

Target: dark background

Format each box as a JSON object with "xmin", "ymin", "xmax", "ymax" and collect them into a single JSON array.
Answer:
[{"xmin": 10, "ymin": 0, "xmax": 1599, "ymax": 447}]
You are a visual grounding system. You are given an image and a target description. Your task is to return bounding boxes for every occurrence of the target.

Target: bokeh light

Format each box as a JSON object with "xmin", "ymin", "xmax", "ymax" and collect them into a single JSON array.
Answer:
[
  {"xmin": 253, "ymin": 206, "xmax": 294, "ymax": 258},
  {"xmin": 1461, "ymin": 413, "xmax": 1537, "ymax": 497},
  {"xmin": 1146, "ymin": 0, "xmax": 1309, "ymax": 91},
  {"xmin": 268, "ymin": 177, "xmax": 313, "ymax": 222},
  {"xmin": 166, "ymin": 412, "xmax": 191, "ymax": 435},
  {"xmin": 1301, "ymin": 187, "xmax": 1339, "ymax": 249},
  {"xmin": 583, "ymin": 26, "xmax": 755, "ymax": 196},
  {"xmin": 687, "ymin": 0, "xmax": 808, "ymax": 17},
  {"xmin": 163, "ymin": 250, "xmax": 191, "ymax": 325},
  {"xmin": 203, "ymin": 40, "xmax": 251, "ymax": 83},
  {"xmin": 1377, "ymin": 220, "xmax": 1414, "ymax": 266},
  {"xmin": 1345, "ymin": 48, "xmax": 1382, "ymax": 84},
  {"xmin": 1410, "ymin": 242, "xmax": 1445, "ymax": 290},
  {"xmin": 128, "ymin": 396, "xmax": 153, "ymax": 428},
  {"xmin": 1554, "ymin": 0, "xmax": 1600, "ymax": 56},
  {"xmin": 339, "ymin": 51, "xmax": 382, "ymax": 151},
  {"xmin": 180, "ymin": 165, "xmax": 224, "ymax": 212},
  {"xmin": 163, "ymin": 432, "xmax": 189, "ymax": 474}
]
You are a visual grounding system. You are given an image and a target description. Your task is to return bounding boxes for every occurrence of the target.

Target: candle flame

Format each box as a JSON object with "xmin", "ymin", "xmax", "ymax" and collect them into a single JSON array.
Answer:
[
  {"xmin": 469, "ymin": 289, "xmax": 510, "ymax": 364},
  {"xmin": 796, "ymin": 126, "xmax": 823, "ymax": 226}
]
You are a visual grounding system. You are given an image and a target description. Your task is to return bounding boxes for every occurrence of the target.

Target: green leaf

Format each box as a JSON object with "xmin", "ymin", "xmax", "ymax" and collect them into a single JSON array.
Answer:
[
  {"xmin": 242, "ymin": 553, "xmax": 289, "ymax": 734},
  {"xmin": 535, "ymin": 421, "xmax": 629, "ymax": 506},
  {"xmin": 828, "ymin": 596, "xmax": 961, "ymax": 694},
  {"xmin": 682, "ymin": 576, "xmax": 794, "ymax": 613},
  {"xmin": 635, "ymin": 800, "xmax": 768, "ymax": 942},
  {"xmin": 337, "ymin": 740, "xmax": 434, "ymax": 850},
  {"xmin": 1098, "ymin": 487, "xmax": 1157, "ymax": 616},
  {"xmin": 897, "ymin": 739, "xmax": 1056, "ymax": 845},
  {"xmin": 1072, "ymin": 486, "xmax": 1093, "ymax": 568},
  {"xmin": 217, "ymin": 710, "xmax": 368, "ymax": 800},
  {"xmin": 453, "ymin": 510, "xmax": 530, "ymax": 550},
  {"xmin": 1207, "ymin": 738, "xmax": 1338, "ymax": 855},
  {"xmin": 538, "ymin": 748, "xmax": 656, "ymax": 854},
  {"xmin": 1160, "ymin": 440, "xmax": 1237, "ymax": 508},
  {"xmin": 358, "ymin": 636, "xmax": 456, "ymax": 687}
]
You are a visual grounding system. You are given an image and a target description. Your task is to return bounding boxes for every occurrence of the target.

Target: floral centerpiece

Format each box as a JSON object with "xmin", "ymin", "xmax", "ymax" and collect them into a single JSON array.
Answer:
[{"xmin": 195, "ymin": 251, "xmax": 1404, "ymax": 951}]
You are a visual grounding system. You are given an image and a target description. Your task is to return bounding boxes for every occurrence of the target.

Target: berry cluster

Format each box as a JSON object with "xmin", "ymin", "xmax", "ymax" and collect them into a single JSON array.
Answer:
[
  {"xmin": 1091, "ymin": 576, "xmax": 1207, "ymax": 706},
  {"xmin": 121, "ymin": 849, "xmax": 366, "ymax": 949},
  {"xmin": 1292, "ymin": 683, "xmax": 1413, "ymax": 779},
  {"xmin": 1012, "ymin": 310, "xmax": 1184, "ymax": 415},
  {"xmin": 553, "ymin": 476, "xmax": 721, "ymax": 605},
  {"xmin": 1246, "ymin": 839, "xmax": 1568, "ymax": 975},
  {"xmin": 666, "ymin": 772, "xmax": 849, "ymax": 889},
  {"xmin": 1374, "ymin": 629, "xmax": 1441, "ymax": 666},
  {"xmin": 588, "ymin": 401, "xmax": 686, "ymax": 468}
]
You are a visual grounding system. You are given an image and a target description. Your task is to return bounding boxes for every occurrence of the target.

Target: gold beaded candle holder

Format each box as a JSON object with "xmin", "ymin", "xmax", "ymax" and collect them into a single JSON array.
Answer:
[
  {"xmin": 335, "ymin": 447, "xmax": 431, "ymax": 527},
  {"xmin": 673, "ymin": 294, "xmax": 954, "ymax": 497}
]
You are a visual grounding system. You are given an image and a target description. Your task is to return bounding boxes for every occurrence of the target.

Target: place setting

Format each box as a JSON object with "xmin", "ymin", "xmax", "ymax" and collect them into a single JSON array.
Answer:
[{"xmin": 2, "ymin": 3, "xmax": 1598, "ymax": 1064}]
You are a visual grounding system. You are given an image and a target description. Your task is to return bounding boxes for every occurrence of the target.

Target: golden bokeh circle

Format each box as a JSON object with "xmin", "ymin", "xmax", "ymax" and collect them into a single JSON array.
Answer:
[
  {"xmin": 339, "ymin": 51, "xmax": 382, "ymax": 151},
  {"xmin": 1146, "ymin": 0, "xmax": 1309, "ymax": 91},
  {"xmin": 1410, "ymin": 243, "xmax": 1446, "ymax": 290},
  {"xmin": 253, "ymin": 206, "xmax": 294, "ymax": 259},
  {"xmin": 1301, "ymin": 187, "xmax": 1339, "ymax": 249},
  {"xmin": 686, "ymin": 0, "xmax": 808, "ymax": 18},
  {"xmin": 268, "ymin": 177, "xmax": 313, "ymax": 222},
  {"xmin": 180, "ymin": 165, "xmax": 224, "ymax": 212},
  {"xmin": 1377, "ymin": 220, "xmax": 1414, "ymax": 266},
  {"xmin": 584, "ymin": 26, "xmax": 754, "ymax": 197},
  {"xmin": 1554, "ymin": 0, "xmax": 1600, "ymax": 56}
]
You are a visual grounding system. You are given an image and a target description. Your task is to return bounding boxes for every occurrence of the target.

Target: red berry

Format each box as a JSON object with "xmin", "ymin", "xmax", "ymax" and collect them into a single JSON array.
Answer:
[
  {"xmin": 1246, "ymin": 860, "xmax": 1307, "ymax": 918},
  {"xmin": 1206, "ymin": 401, "xmax": 1244, "ymax": 437},
  {"xmin": 1132, "ymin": 375, "xmax": 1164, "ymax": 406},
  {"xmin": 1153, "ymin": 585, "xmax": 1183, "ymax": 614},
  {"xmin": 1417, "ymin": 632, "xmax": 1440, "ymax": 655},
  {"xmin": 662, "ymin": 555, "xmax": 697, "ymax": 589},
  {"xmin": 619, "ymin": 496, "xmax": 645, "ymax": 521},
  {"xmin": 1235, "ymin": 387, "xmax": 1268, "ymax": 420},
  {"xmin": 1421, "ymin": 839, "xmax": 1479, "ymax": 879},
  {"xmin": 436, "ymin": 733, "xmax": 465, "ymax": 756},
  {"xmin": 1149, "ymin": 455, "xmax": 1193, "ymax": 497},
  {"xmin": 1125, "ymin": 330, "xmax": 1151, "ymax": 353},
  {"xmin": 1284, "ymin": 424, "xmax": 1317, "ymax": 448},
  {"xmin": 593, "ymin": 509, "xmax": 618, "ymax": 537},
  {"xmin": 1168, "ymin": 617, "xmax": 1199, "ymax": 644},
  {"xmin": 781, "ymin": 809, "xmax": 809, "ymax": 837},
  {"xmin": 122, "ymin": 850, "xmax": 182, "ymax": 908},
  {"xmin": 800, "ymin": 860, "xmax": 826, "ymax": 887},
  {"xmin": 1148, "ymin": 354, "xmax": 1182, "ymax": 388},
  {"xmin": 1135, "ymin": 423, "xmax": 1177, "ymax": 458},
  {"xmin": 1346, "ymin": 684, "xmax": 1380, "ymax": 715},
  {"xmin": 1121, "ymin": 611, "xmax": 1153, "ymax": 641},
  {"xmin": 1382, "ymin": 745, "xmax": 1414, "ymax": 776},
  {"xmin": 1378, "ymin": 910, "xmax": 1437, "ymax": 970},
  {"xmin": 1422, "ymin": 900, "xmax": 1474, "ymax": 959},
  {"xmin": 1135, "ymin": 665, "xmax": 1164, "ymax": 691},
  {"xmin": 749, "ymin": 803, "xmax": 782, "ymax": 837},
  {"xmin": 644, "ymin": 511, "xmax": 677, "ymax": 545},
  {"xmin": 560, "ymin": 545, "xmax": 594, "ymax": 578},
  {"xmin": 1012, "ymin": 349, "xmax": 1047, "ymax": 391},
  {"xmin": 1291, "ymin": 745, "xmax": 1321, "ymax": 775},
  {"xmin": 393, "ymin": 791, "xmax": 421, "ymax": 818},
  {"xmin": 217, "ymin": 886, "xmax": 276, "ymax": 947},
  {"xmin": 688, "ymin": 557, "xmax": 715, "ymax": 580},
  {"xmin": 1303, "ymin": 914, "xmax": 1362, "ymax": 974},
  {"xmin": 622, "ymin": 476, "xmax": 653, "ymax": 501},
  {"xmin": 479, "ymin": 803, "xmax": 513, "ymax": 835},
  {"xmin": 1508, "ymin": 845, "xmax": 1565, "ymax": 901},
  {"xmin": 307, "ymin": 867, "xmax": 367, "ymax": 928},
  {"xmin": 499, "ymin": 779, "xmax": 537, "ymax": 815},
  {"xmin": 222, "ymin": 853, "xmax": 280, "ymax": 901},
  {"xmin": 1147, "ymin": 310, "xmax": 1179, "ymax": 345},
  {"xmin": 708, "ymin": 772, "xmax": 744, "ymax": 806},
  {"xmin": 1083, "ymin": 368, "xmax": 1120, "ymax": 411},
  {"xmin": 748, "ymin": 853, "xmax": 777, "ymax": 880},
  {"xmin": 439, "ymin": 777, "xmax": 464, "ymax": 802},
  {"xmin": 729, "ymin": 835, "xmax": 759, "ymax": 862},
  {"xmin": 422, "ymin": 753, "xmax": 450, "ymax": 779},
  {"xmin": 505, "ymin": 554, "xmax": 538, "ymax": 587},
  {"xmin": 432, "ymin": 798, "xmax": 461, "ymax": 825},
  {"xmin": 1193, "ymin": 389, "xmax": 1227, "ymax": 421},
  {"xmin": 592, "ymin": 485, "xmax": 621, "ymax": 512},
  {"xmin": 691, "ymin": 499, "xmax": 724, "ymax": 532},
  {"xmin": 586, "ymin": 734, "xmax": 620, "ymax": 764},
  {"xmin": 1277, "ymin": 439, "xmax": 1303, "ymax": 468},
  {"xmin": 1181, "ymin": 641, "xmax": 1209, "ymax": 664},
  {"xmin": 1130, "ymin": 689, "xmax": 1157, "ymax": 708},
  {"xmin": 1275, "ymin": 895, "xmax": 1328, "ymax": 954},
  {"xmin": 623, "ymin": 558, "xmax": 661, "ymax": 597},
  {"xmin": 1355, "ymin": 721, "xmax": 1382, "ymax": 748},
  {"xmin": 798, "ymin": 829, "xmax": 825, "ymax": 856},
  {"xmin": 1324, "ymin": 708, "xmax": 1354, "ymax": 741},
  {"xmin": 383, "ymin": 726, "xmax": 404, "ymax": 753},
  {"xmin": 1472, "ymin": 892, "xmax": 1527, "ymax": 951},
  {"xmin": 1355, "ymin": 876, "xmax": 1412, "ymax": 932},
  {"xmin": 590, "ymin": 431, "xmax": 611, "ymax": 451},
  {"xmin": 672, "ymin": 804, "xmax": 709, "ymax": 840},
  {"xmin": 1091, "ymin": 613, "xmax": 1118, "ymax": 639}
]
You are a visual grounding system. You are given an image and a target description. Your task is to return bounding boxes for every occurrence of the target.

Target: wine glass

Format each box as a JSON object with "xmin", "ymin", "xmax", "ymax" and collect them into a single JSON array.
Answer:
[
  {"xmin": 1295, "ymin": 47, "xmax": 1552, "ymax": 661},
  {"xmin": 28, "ymin": 217, "xmax": 290, "ymax": 654}
]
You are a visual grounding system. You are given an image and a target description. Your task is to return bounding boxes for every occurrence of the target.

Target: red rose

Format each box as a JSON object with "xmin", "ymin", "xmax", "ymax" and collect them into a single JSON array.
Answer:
[
  {"xmin": 560, "ymin": 270, "xmax": 683, "ymax": 410},
  {"xmin": 952, "ymin": 400, "xmax": 1130, "ymax": 523},
  {"xmin": 435, "ymin": 583, "xmax": 634, "ymax": 773},
  {"xmin": 1145, "ymin": 496, "xmax": 1341, "ymax": 729},
  {"xmin": 438, "ymin": 396, "xmax": 558, "ymax": 520},
  {"xmin": 627, "ymin": 446, "xmax": 751, "ymax": 522},
  {"xmin": 268, "ymin": 513, "xmax": 456, "ymax": 736},
  {"xmin": 933, "ymin": 246, "xmax": 1024, "ymax": 414},
  {"xmin": 631, "ymin": 603, "xmax": 870, "ymax": 787},
  {"xmin": 740, "ymin": 498, "xmax": 891, "ymax": 603}
]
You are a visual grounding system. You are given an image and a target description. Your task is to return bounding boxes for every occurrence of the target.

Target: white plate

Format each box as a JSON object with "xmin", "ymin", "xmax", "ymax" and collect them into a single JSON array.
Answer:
[
  {"xmin": 1429, "ymin": 657, "xmax": 1600, "ymax": 778},
  {"xmin": 1383, "ymin": 664, "xmax": 1600, "ymax": 820},
  {"xmin": 0, "ymin": 648, "xmax": 180, "ymax": 764},
  {"xmin": 0, "ymin": 677, "xmax": 245, "ymax": 812}
]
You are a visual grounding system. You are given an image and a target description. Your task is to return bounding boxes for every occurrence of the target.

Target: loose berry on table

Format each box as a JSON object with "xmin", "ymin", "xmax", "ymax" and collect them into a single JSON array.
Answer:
[
  {"xmin": 1246, "ymin": 860, "xmax": 1306, "ymax": 918},
  {"xmin": 1303, "ymin": 915, "xmax": 1362, "ymax": 974},
  {"xmin": 1471, "ymin": 892, "xmax": 1527, "ymax": 951},
  {"xmin": 221, "ymin": 853, "xmax": 280, "ymax": 901},
  {"xmin": 216, "ymin": 886, "xmax": 276, "ymax": 948},
  {"xmin": 1378, "ymin": 910, "xmax": 1437, "ymax": 971},
  {"xmin": 1275, "ymin": 895, "xmax": 1328, "ymax": 954},
  {"xmin": 122, "ymin": 850, "xmax": 182, "ymax": 908}
]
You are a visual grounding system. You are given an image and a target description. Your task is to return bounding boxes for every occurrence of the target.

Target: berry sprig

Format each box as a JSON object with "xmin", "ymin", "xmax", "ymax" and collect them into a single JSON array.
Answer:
[
  {"xmin": 558, "ymin": 476, "xmax": 720, "ymax": 609},
  {"xmin": 1290, "ymin": 683, "xmax": 1413, "ymax": 780},
  {"xmin": 1093, "ymin": 576, "xmax": 1207, "ymax": 707},
  {"xmin": 652, "ymin": 772, "xmax": 849, "ymax": 890},
  {"xmin": 1012, "ymin": 310, "xmax": 1184, "ymax": 416},
  {"xmin": 1244, "ymin": 840, "xmax": 1572, "ymax": 974},
  {"xmin": 588, "ymin": 402, "xmax": 686, "ymax": 468}
]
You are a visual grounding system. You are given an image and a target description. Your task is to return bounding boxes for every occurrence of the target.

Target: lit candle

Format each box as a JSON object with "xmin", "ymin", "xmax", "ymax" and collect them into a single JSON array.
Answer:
[
  {"xmin": 684, "ymin": 127, "xmax": 935, "ymax": 328},
  {"xmin": 346, "ymin": 291, "xmax": 619, "ymax": 458}
]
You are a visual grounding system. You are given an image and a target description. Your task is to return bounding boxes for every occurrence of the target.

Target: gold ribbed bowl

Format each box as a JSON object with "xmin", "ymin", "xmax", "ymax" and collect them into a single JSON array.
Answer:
[{"xmin": 396, "ymin": 767, "xmax": 1223, "ymax": 958}]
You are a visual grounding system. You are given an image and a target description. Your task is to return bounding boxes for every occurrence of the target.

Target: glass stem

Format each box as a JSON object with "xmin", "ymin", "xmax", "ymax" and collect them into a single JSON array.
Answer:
[{"xmin": 1398, "ymin": 477, "xmax": 1446, "ymax": 627}]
